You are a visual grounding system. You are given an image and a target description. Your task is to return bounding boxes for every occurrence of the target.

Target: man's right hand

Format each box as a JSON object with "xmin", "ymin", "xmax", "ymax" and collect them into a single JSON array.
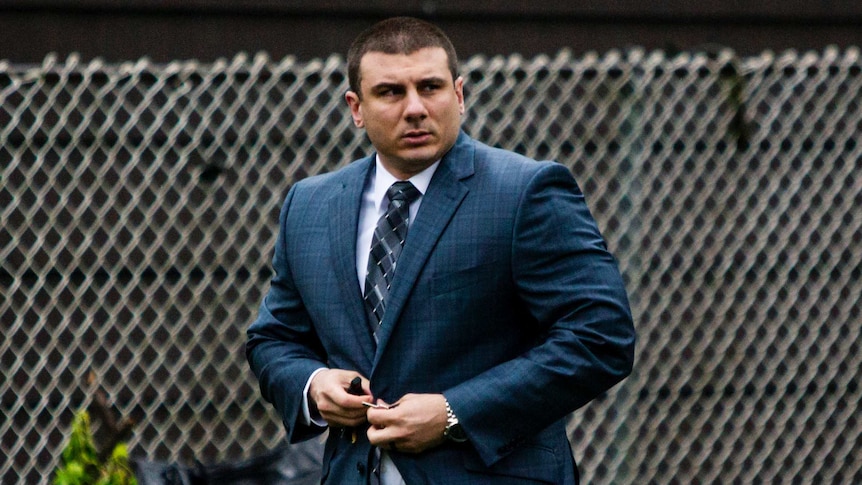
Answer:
[{"xmin": 309, "ymin": 369, "xmax": 372, "ymax": 427}]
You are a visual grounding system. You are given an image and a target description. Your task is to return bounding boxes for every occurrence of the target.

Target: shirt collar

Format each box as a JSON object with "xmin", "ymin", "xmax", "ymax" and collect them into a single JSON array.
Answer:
[{"xmin": 371, "ymin": 156, "xmax": 440, "ymax": 211}]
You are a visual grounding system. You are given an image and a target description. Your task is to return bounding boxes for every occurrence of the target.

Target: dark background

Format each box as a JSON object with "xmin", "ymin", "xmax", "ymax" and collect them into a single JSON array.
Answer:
[{"xmin": 3, "ymin": 0, "xmax": 862, "ymax": 63}]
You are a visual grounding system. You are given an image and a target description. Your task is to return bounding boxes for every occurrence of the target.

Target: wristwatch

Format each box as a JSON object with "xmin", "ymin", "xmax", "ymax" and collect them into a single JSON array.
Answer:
[{"xmin": 443, "ymin": 399, "xmax": 468, "ymax": 443}]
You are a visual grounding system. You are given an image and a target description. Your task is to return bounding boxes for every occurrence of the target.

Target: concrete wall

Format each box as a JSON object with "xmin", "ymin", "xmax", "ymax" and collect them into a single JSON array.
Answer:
[{"xmin": 4, "ymin": 1, "xmax": 862, "ymax": 63}]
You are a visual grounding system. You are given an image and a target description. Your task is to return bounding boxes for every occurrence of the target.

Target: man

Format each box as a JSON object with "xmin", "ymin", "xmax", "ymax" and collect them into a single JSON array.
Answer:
[{"xmin": 247, "ymin": 16, "xmax": 635, "ymax": 484}]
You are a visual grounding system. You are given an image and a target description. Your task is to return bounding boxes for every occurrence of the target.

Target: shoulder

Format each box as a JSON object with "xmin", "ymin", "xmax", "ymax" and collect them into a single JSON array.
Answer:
[
  {"xmin": 466, "ymin": 135, "xmax": 573, "ymax": 189},
  {"xmin": 274, "ymin": 155, "xmax": 372, "ymax": 224},
  {"xmin": 291, "ymin": 156, "xmax": 372, "ymax": 192},
  {"xmin": 279, "ymin": 155, "xmax": 372, "ymax": 208}
]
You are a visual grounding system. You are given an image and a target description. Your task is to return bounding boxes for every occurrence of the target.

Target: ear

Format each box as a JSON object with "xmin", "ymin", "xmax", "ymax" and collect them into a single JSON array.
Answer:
[
  {"xmin": 454, "ymin": 76, "xmax": 465, "ymax": 115},
  {"xmin": 345, "ymin": 91, "xmax": 364, "ymax": 128}
]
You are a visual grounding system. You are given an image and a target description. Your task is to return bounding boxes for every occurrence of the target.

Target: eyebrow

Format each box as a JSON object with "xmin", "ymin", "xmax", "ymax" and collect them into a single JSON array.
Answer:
[
  {"xmin": 369, "ymin": 76, "xmax": 449, "ymax": 92},
  {"xmin": 369, "ymin": 82, "xmax": 402, "ymax": 93}
]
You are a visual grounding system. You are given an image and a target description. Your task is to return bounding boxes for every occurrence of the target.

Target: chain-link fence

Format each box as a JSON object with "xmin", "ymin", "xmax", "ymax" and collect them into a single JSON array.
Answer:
[{"xmin": 2, "ymin": 47, "xmax": 860, "ymax": 483}]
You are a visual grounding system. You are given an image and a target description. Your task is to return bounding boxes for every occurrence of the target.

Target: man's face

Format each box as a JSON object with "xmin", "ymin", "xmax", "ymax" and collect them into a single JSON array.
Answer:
[{"xmin": 345, "ymin": 47, "xmax": 465, "ymax": 179}]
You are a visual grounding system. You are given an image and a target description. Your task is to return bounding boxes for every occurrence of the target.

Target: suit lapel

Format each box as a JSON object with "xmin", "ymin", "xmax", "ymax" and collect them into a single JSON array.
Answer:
[
  {"xmin": 329, "ymin": 156, "xmax": 376, "ymax": 368},
  {"xmin": 373, "ymin": 133, "xmax": 475, "ymax": 361}
]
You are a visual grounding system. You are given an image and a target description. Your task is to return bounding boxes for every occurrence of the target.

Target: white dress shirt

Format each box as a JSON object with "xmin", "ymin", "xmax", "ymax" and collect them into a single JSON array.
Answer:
[{"xmin": 303, "ymin": 156, "xmax": 440, "ymax": 484}]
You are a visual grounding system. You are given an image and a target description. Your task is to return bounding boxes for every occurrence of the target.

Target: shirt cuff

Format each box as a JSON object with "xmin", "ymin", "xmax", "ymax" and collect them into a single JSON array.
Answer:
[{"xmin": 302, "ymin": 367, "xmax": 329, "ymax": 427}]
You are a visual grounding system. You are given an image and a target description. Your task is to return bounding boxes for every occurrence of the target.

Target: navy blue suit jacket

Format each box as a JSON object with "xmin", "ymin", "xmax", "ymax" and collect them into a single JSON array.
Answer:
[{"xmin": 247, "ymin": 132, "xmax": 635, "ymax": 484}]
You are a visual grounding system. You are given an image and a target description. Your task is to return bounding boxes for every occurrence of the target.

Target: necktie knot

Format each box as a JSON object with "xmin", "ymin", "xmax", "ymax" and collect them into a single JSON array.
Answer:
[{"xmin": 387, "ymin": 181, "xmax": 421, "ymax": 206}]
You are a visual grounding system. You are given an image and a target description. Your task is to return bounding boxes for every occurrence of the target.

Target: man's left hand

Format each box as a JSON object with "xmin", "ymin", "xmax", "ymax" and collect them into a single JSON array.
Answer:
[{"xmin": 365, "ymin": 393, "xmax": 449, "ymax": 453}]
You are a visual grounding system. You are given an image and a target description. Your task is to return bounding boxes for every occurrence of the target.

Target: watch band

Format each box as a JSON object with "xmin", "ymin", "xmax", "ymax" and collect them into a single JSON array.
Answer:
[
  {"xmin": 445, "ymin": 399, "xmax": 459, "ymax": 427},
  {"xmin": 443, "ymin": 398, "xmax": 468, "ymax": 442}
]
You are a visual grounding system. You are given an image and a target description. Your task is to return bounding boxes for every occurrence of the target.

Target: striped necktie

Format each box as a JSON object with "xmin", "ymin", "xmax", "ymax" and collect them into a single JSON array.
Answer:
[{"xmin": 363, "ymin": 181, "xmax": 421, "ymax": 341}]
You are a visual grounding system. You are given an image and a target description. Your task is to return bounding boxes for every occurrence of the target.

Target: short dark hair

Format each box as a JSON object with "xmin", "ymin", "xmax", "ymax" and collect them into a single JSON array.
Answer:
[{"xmin": 347, "ymin": 17, "xmax": 459, "ymax": 96}]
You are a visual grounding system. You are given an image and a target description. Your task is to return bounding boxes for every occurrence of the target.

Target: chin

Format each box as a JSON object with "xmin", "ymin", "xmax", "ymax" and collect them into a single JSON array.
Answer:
[{"xmin": 399, "ymin": 148, "xmax": 441, "ymax": 165}]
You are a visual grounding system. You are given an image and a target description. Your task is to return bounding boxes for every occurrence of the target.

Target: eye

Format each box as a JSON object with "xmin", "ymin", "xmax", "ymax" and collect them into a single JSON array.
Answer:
[{"xmin": 376, "ymin": 86, "xmax": 404, "ymax": 98}]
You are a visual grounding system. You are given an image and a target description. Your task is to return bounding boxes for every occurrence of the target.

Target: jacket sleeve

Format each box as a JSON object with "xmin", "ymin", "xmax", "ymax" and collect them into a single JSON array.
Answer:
[
  {"xmin": 443, "ymin": 161, "xmax": 636, "ymax": 466},
  {"xmin": 246, "ymin": 185, "xmax": 328, "ymax": 443}
]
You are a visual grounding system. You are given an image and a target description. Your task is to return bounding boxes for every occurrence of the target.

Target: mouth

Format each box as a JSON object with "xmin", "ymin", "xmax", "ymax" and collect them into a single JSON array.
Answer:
[{"xmin": 402, "ymin": 130, "xmax": 433, "ymax": 144}]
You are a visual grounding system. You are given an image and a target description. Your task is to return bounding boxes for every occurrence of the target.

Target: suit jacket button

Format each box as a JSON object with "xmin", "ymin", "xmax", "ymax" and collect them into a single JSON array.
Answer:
[{"xmin": 357, "ymin": 462, "xmax": 366, "ymax": 475}]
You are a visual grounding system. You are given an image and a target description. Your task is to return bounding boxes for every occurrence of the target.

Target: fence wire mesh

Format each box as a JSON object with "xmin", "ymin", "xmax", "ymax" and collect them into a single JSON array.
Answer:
[{"xmin": 1, "ymin": 47, "xmax": 861, "ymax": 483}]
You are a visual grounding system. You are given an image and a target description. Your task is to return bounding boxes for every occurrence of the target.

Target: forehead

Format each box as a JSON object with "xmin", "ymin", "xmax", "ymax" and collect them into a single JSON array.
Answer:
[{"xmin": 359, "ymin": 47, "xmax": 451, "ymax": 85}]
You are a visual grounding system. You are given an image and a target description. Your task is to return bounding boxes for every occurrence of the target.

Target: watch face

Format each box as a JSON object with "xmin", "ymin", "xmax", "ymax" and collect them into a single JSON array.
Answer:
[{"xmin": 447, "ymin": 423, "xmax": 468, "ymax": 442}]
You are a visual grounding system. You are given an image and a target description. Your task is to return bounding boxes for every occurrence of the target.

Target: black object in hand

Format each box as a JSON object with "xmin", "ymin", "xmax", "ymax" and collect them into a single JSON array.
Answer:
[
  {"xmin": 347, "ymin": 376, "xmax": 364, "ymax": 444},
  {"xmin": 348, "ymin": 376, "xmax": 363, "ymax": 396}
]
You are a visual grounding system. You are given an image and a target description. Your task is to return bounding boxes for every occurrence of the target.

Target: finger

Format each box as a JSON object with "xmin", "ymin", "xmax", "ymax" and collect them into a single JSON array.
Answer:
[
  {"xmin": 313, "ymin": 370, "xmax": 370, "ymax": 401},
  {"xmin": 323, "ymin": 403, "xmax": 370, "ymax": 421},
  {"xmin": 322, "ymin": 406, "xmax": 367, "ymax": 421},
  {"xmin": 318, "ymin": 374, "xmax": 371, "ymax": 410},
  {"xmin": 321, "ymin": 415, "xmax": 366, "ymax": 428},
  {"xmin": 318, "ymin": 400, "xmax": 370, "ymax": 427},
  {"xmin": 365, "ymin": 422, "xmax": 393, "ymax": 446},
  {"xmin": 365, "ymin": 407, "xmax": 394, "ymax": 427}
]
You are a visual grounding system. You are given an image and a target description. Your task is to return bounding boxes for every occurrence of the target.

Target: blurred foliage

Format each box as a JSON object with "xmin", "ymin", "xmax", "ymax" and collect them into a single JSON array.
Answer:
[{"xmin": 54, "ymin": 410, "xmax": 137, "ymax": 485}]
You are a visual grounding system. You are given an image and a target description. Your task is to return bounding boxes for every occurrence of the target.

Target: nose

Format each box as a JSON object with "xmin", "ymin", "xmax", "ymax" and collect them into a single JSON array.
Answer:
[{"xmin": 403, "ymin": 88, "xmax": 428, "ymax": 121}]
